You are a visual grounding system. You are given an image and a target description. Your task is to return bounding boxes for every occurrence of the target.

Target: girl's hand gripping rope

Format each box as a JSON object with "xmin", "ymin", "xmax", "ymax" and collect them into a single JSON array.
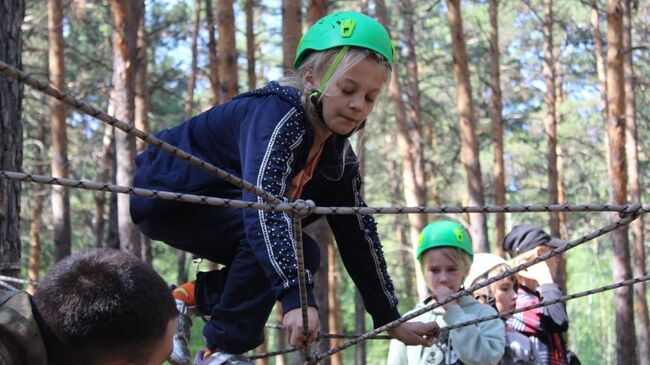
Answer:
[
  {"xmin": 283, "ymin": 306, "xmax": 320, "ymax": 348},
  {"xmin": 388, "ymin": 321, "xmax": 440, "ymax": 347}
]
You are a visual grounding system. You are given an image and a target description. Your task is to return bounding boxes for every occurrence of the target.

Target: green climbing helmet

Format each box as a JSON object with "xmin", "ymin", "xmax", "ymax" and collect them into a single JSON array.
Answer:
[
  {"xmin": 416, "ymin": 221, "xmax": 473, "ymax": 260},
  {"xmin": 293, "ymin": 11, "xmax": 395, "ymax": 69}
]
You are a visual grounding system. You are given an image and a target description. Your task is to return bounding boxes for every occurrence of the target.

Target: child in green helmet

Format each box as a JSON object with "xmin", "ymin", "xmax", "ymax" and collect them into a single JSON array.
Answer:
[
  {"xmin": 131, "ymin": 11, "xmax": 438, "ymax": 365},
  {"xmin": 387, "ymin": 220, "xmax": 505, "ymax": 365}
]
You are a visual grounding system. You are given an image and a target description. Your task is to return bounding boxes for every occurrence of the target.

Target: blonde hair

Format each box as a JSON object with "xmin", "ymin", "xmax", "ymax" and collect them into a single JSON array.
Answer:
[
  {"xmin": 279, "ymin": 47, "xmax": 391, "ymax": 125},
  {"xmin": 420, "ymin": 246, "xmax": 473, "ymax": 283}
]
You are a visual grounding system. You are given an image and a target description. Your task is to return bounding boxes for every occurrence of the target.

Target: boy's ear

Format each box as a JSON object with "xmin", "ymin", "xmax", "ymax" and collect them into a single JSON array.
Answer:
[{"xmin": 535, "ymin": 246, "xmax": 547, "ymax": 257}]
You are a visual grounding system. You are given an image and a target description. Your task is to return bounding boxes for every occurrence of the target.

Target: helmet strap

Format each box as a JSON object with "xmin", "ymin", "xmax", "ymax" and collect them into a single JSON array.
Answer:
[
  {"xmin": 308, "ymin": 46, "xmax": 351, "ymax": 135},
  {"xmin": 316, "ymin": 46, "xmax": 349, "ymax": 95}
]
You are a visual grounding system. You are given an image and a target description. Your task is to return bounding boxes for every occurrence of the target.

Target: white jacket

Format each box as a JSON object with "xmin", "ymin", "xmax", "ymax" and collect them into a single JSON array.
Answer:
[{"xmin": 386, "ymin": 295, "xmax": 505, "ymax": 365}]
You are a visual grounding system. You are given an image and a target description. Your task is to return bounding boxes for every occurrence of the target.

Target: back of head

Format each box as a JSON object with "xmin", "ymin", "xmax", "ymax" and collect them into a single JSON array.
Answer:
[
  {"xmin": 32, "ymin": 248, "xmax": 177, "ymax": 365},
  {"xmin": 502, "ymin": 224, "xmax": 566, "ymax": 256},
  {"xmin": 464, "ymin": 253, "xmax": 508, "ymax": 289}
]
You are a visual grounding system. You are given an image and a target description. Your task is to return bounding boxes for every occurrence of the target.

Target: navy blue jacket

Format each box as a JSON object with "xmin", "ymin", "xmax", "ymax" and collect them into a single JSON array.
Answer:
[{"xmin": 131, "ymin": 82, "xmax": 400, "ymax": 328}]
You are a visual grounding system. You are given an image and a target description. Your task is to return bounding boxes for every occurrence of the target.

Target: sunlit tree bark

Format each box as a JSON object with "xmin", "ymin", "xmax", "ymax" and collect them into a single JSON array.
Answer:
[
  {"xmin": 205, "ymin": 0, "xmax": 219, "ymax": 104},
  {"xmin": 282, "ymin": 0, "xmax": 301, "ymax": 75},
  {"xmin": 48, "ymin": 0, "xmax": 71, "ymax": 261},
  {"xmin": 218, "ymin": 0, "xmax": 238, "ymax": 100},
  {"xmin": 375, "ymin": 0, "xmax": 428, "ymax": 300},
  {"xmin": 93, "ymin": 125, "xmax": 114, "ymax": 248},
  {"xmin": 445, "ymin": 0, "xmax": 489, "ymax": 253},
  {"xmin": 605, "ymin": 1, "xmax": 637, "ymax": 363},
  {"xmin": 110, "ymin": 0, "xmax": 141, "ymax": 257},
  {"xmin": 245, "ymin": 0, "xmax": 256, "ymax": 89},
  {"xmin": 488, "ymin": 0, "xmax": 505, "ymax": 257},
  {"xmin": 27, "ymin": 127, "xmax": 46, "ymax": 294},
  {"xmin": 623, "ymin": 1, "xmax": 649, "ymax": 363},
  {"xmin": 306, "ymin": 0, "xmax": 327, "ymax": 25}
]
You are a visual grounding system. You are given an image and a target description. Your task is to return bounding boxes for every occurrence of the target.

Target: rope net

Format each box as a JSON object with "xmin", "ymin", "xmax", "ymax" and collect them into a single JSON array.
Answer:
[{"xmin": 1, "ymin": 61, "xmax": 647, "ymax": 364}]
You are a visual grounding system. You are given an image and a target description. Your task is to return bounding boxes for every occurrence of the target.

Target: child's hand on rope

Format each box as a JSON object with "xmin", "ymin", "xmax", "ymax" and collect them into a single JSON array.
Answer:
[
  {"xmin": 516, "ymin": 247, "xmax": 555, "ymax": 286},
  {"xmin": 283, "ymin": 306, "xmax": 320, "ymax": 348},
  {"xmin": 388, "ymin": 321, "xmax": 440, "ymax": 347},
  {"xmin": 430, "ymin": 285, "xmax": 460, "ymax": 310}
]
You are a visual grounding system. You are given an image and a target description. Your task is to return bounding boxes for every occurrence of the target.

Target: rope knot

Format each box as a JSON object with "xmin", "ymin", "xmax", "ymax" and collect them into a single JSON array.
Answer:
[
  {"xmin": 619, "ymin": 204, "xmax": 642, "ymax": 218},
  {"xmin": 291, "ymin": 199, "xmax": 316, "ymax": 218}
]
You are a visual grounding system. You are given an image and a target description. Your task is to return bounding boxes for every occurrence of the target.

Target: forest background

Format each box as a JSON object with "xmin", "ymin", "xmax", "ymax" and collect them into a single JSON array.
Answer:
[{"xmin": 1, "ymin": 0, "xmax": 649, "ymax": 364}]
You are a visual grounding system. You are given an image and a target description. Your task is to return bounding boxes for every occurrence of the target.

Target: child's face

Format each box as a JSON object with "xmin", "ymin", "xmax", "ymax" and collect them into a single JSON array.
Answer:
[
  {"xmin": 421, "ymin": 249, "xmax": 464, "ymax": 293},
  {"xmin": 320, "ymin": 57, "xmax": 386, "ymax": 135},
  {"xmin": 492, "ymin": 278, "xmax": 517, "ymax": 314}
]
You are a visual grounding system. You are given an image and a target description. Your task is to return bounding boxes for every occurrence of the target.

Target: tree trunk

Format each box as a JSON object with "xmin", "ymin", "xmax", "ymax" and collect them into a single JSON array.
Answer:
[
  {"xmin": 106, "ymin": 191, "xmax": 120, "ymax": 249},
  {"xmin": 375, "ymin": 0, "xmax": 428, "ymax": 300},
  {"xmin": 605, "ymin": 1, "xmax": 637, "ymax": 363},
  {"xmin": 445, "ymin": 0, "xmax": 489, "ymax": 253},
  {"xmin": 186, "ymin": 0, "xmax": 200, "ymax": 122},
  {"xmin": 306, "ymin": 0, "xmax": 328, "ymax": 25},
  {"xmin": 134, "ymin": 0, "xmax": 149, "ymax": 154},
  {"xmin": 328, "ymin": 234, "xmax": 343, "ymax": 365},
  {"xmin": 0, "ymin": 0, "xmax": 24, "ymax": 281},
  {"xmin": 218, "ymin": 0, "xmax": 238, "ymax": 100},
  {"xmin": 176, "ymin": 250, "xmax": 188, "ymax": 285},
  {"xmin": 541, "ymin": 0, "xmax": 566, "ymax": 290},
  {"xmin": 591, "ymin": 2, "xmax": 610, "ymax": 131},
  {"xmin": 400, "ymin": 0, "xmax": 429, "ymax": 262},
  {"xmin": 275, "ymin": 304, "xmax": 286, "ymax": 365},
  {"xmin": 205, "ymin": 0, "xmax": 220, "ymax": 104},
  {"xmin": 48, "ymin": 0, "xmax": 71, "ymax": 262},
  {"xmin": 172, "ymin": 0, "xmax": 201, "ymax": 279},
  {"xmin": 386, "ymin": 133, "xmax": 417, "ymax": 301},
  {"xmin": 245, "ymin": 0, "xmax": 256, "ymax": 90},
  {"xmin": 354, "ymin": 288, "xmax": 366, "ymax": 365},
  {"xmin": 542, "ymin": 0, "xmax": 561, "ymax": 240},
  {"xmin": 110, "ymin": 0, "xmax": 141, "ymax": 257},
  {"xmin": 488, "ymin": 0, "xmax": 506, "ymax": 257},
  {"xmin": 555, "ymin": 48, "xmax": 568, "ymax": 294},
  {"xmin": 28, "ymin": 126, "xmax": 47, "ymax": 294},
  {"xmin": 93, "ymin": 125, "xmax": 114, "ymax": 248},
  {"xmin": 134, "ymin": 0, "xmax": 151, "ymax": 264},
  {"xmin": 282, "ymin": 0, "xmax": 302, "ymax": 75},
  {"xmin": 305, "ymin": 218, "xmax": 332, "ymax": 365},
  {"xmin": 624, "ymin": 1, "xmax": 650, "ymax": 363}
]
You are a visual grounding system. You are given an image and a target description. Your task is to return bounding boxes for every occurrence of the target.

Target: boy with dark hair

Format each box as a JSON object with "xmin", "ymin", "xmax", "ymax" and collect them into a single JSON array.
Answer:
[
  {"xmin": 0, "ymin": 248, "xmax": 178, "ymax": 365},
  {"xmin": 503, "ymin": 224, "xmax": 570, "ymax": 365}
]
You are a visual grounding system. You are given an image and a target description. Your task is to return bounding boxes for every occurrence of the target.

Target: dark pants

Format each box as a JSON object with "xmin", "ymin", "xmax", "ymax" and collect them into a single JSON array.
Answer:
[{"xmin": 136, "ymin": 201, "xmax": 321, "ymax": 353}]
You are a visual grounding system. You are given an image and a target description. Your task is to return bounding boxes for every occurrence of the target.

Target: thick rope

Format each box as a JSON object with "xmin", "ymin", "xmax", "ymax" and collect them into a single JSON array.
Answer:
[
  {"xmin": 293, "ymin": 215, "xmax": 313, "ymax": 361},
  {"xmin": 249, "ymin": 347, "xmax": 300, "ymax": 360},
  {"xmin": 310, "ymin": 212, "xmax": 642, "ymax": 362},
  {"xmin": 3, "ymin": 170, "xmax": 650, "ymax": 216},
  {"xmin": 265, "ymin": 323, "xmax": 392, "ymax": 340},
  {"xmin": 290, "ymin": 200, "xmax": 318, "ymax": 361},
  {"xmin": 439, "ymin": 273, "xmax": 650, "ymax": 335},
  {"xmin": 251, "ymin": 273, "xmax": 650, "ymax": 361},
  {"xmin": 0, "ymin": 61, "xmax": 280, "ymax": 204}
]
